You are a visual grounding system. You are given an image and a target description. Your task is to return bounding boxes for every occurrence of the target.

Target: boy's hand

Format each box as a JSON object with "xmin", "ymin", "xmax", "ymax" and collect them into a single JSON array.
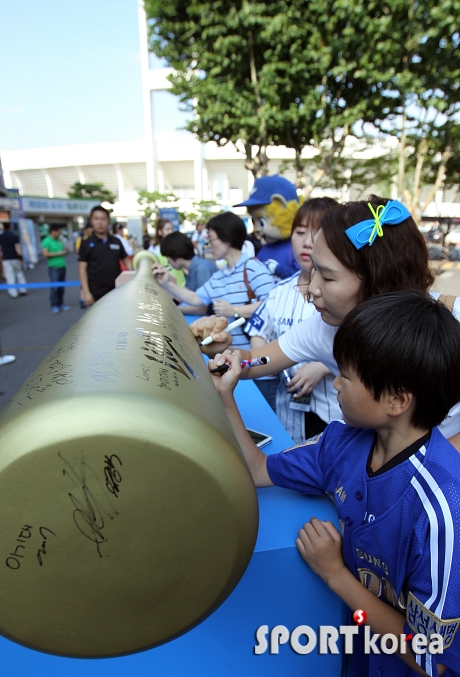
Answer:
[
  {"xmin": 296, "ymin": 518, "xmax": 346, "ymax": 586},
  {"xmin": 152, "ymin": 264, "xmax": 172, "ymax": 285},
  {"xmin": 189, "ymin": 315, "xmax": 233, "ymax": 355},
  {"xmin": 208, "ymin": 351, "xmax": 242, "ymax": 396}
]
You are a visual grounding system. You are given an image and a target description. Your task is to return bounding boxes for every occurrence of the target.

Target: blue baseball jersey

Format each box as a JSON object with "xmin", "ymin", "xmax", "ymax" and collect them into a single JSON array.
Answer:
[{"xmin": 267, "ymin": 422, "xmax": 460, "ymax": 677}]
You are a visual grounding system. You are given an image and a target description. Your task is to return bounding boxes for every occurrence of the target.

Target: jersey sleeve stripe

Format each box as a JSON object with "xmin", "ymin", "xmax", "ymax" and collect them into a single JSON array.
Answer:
[
  {"xmin": 413, "ymin": 473, "xmax": 450, "ymax": 616},
  {"xmin": 410, "ymin": 457, "xmax": 455, "ymax": 618},
  {"xmin": 410, "ymin": 476, "xmax": 440, "ymax": 611}
]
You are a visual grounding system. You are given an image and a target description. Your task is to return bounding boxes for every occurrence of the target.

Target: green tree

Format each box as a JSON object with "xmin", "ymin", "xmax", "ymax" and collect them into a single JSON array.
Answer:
[
  {"xmin": 145, "ymin": 0, "xmax": 278, "ymax": 176},
  {"xmin": 144, "ymin": 0, "xmax": 459, "ymax": 205},
  {"xmin": 189, "ymin": 200, "xmax": 220, "ymax": 223},
  {"xmin": 361, "ymin": 0, "xmax": 460, "ymax": 220},
  {"xmin": 137, "ymin": 189, "xmax": 178, "ymax": 222},
  {"xmin": 67, "ymin": 182, "xmax": 117, "ymax": 204},
  {"xmin": 144, "ymin": 1, "xmax": 396, "ymax": 185}
]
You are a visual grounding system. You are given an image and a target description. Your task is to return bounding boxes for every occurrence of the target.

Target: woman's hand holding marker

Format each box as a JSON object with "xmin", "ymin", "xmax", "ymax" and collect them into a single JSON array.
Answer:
[
  {"xmin": 200, "ymin": 316, "xmax": 245, "ymax": 346},
  {"xmin": 189, "ymin": 315, "xmax": 234, "ymax": 354}
]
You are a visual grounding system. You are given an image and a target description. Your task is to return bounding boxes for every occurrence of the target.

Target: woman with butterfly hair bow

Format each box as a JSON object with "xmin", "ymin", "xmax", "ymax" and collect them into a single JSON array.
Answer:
[{"xmin": 191, "ymin": 195, "xmax": 460, "ymax": 449}]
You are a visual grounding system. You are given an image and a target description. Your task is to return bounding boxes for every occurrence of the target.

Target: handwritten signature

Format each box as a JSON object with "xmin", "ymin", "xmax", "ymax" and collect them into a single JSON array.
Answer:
[
  {"xmin": 36, "ymin": 527, "xmax": 57, "ymax": 566},
  {"xmin": 104, "ymin": 454, "xmax": 123, "ymax": 497},
  {"xmin": 59, "ymin": 450, "xmax": 120, "ymax": 558},
  {"xmin": 17, "ymin": 375, "xmax": 52, "ymax": 405}
]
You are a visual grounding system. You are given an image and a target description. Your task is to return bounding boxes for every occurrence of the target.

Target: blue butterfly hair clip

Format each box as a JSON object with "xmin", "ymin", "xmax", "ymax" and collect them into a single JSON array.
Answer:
[{"xmin": 345, "ymin": 200, "xmax": 411, "ymax": 250}]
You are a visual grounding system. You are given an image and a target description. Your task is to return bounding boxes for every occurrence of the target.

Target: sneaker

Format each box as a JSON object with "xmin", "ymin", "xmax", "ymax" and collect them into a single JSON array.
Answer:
[
  {"xmin": 51, "ymin": 306, "xmax": 60, "ymax": 314},
  {"xmin": 60, "ymin": 305, "xmax": 71, "ymax": 311},
  {"xmin": 79, "ymin": 299, "xmax": 86, "ymax": 309}
]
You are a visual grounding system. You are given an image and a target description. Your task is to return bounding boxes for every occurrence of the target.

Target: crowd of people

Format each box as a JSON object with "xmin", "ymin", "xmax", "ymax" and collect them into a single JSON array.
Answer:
[
  {"xmin": 2, "ymin": 190, "xmax": 460, "ymax": 675},
  {"xmin": 156, "ymin": 195, "xmax": 460, "ymax": 677}
]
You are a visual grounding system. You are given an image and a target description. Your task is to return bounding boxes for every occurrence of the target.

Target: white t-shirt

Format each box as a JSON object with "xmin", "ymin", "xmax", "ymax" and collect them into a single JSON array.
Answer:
[
  {"xmin": 242, "ymin": 240, "xmax": 255, "ymax": 258},
  {"xmin": 148, "ymin": 244, "xmax": 161, "ymax": 256},
  {"xmin": 114, "ymin": 234, "xmax": 133, "ymax": 257},
  {"xmin": 245, "ymin": 273, "xmax": 341, "ymax": 443},
  {"xmin": 278, "ymin": 292, "xmax": 460, "ymax": 439},
  {"xmin": 191, "ymin": 228, "xmax": 208, "ymax": 256},
  {"xmin": 278, "ymin": 309, "xmax": 338, "ymax": 373}
]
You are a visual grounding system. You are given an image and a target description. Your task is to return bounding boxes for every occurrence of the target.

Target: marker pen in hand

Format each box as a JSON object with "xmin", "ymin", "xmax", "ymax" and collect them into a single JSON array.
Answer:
[
  {"xmin": 210, "ymin": 356, "xmax": 270, "ymax": 375},
  {"xmin": 200, "ymin": 316, "xmax": 246, "ymax": 346},
  {"xmin": 283, "ymin": 368, "xmax": 303, "ymax": 399}
]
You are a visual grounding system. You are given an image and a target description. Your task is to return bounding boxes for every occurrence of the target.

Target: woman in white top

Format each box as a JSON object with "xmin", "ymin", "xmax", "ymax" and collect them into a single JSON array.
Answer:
[{"xmin": 189, "ymin": 196, "xmax": 460, "ymax": 449}]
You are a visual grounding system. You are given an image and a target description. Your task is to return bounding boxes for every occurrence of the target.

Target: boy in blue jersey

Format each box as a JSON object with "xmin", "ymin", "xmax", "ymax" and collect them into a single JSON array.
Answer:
[{"xmin": 210, "ymin": 291, "xmax": 460, "ymax": 677}]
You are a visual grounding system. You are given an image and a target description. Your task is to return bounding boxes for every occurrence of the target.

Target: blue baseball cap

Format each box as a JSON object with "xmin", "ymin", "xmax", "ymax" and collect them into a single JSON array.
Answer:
[{"xmin": 233, "ymin": 174, "xmax": 298, "ymax": 207}]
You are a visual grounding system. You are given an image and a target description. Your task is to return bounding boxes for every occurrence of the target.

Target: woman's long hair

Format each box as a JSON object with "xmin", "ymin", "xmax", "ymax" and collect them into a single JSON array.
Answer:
[{"xmin": 154, "ymin": 218, "xmax": 172, "ymax": 246}]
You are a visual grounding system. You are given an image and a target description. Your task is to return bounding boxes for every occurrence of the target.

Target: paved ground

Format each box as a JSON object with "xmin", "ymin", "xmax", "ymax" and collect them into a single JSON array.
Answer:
[
  {"xmin": 1, "ymin": 256, "xmax": 460, "ymax": 412},
  {"xmin": 0, "ymin": 254, "xmax": 84, "ymax": 410},
  {"xmin": 431, "ymin": 264, "xmax": 460, "ymax": 296}
]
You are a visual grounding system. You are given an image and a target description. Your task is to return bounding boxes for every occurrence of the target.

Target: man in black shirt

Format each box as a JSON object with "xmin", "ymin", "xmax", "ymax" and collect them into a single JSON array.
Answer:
[
  {"xmin": 78, "ymin": 206, "xmax": 131, "ymax": 305},
  {"xmin": 0, "ymin": 222, "xmax": 27, "ymax": 298}
]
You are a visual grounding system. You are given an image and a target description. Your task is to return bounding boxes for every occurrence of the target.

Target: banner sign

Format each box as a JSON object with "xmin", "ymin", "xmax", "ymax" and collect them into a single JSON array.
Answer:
[{"xmin": 21, "ymin": 197, "xmax": 100, "ymax": 215}]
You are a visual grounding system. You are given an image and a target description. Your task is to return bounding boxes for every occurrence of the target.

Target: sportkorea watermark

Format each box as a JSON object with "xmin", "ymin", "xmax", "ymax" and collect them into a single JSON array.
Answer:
[{"xmin": 254, "ymin": 610, "xmax": 444, "ymax": 656}]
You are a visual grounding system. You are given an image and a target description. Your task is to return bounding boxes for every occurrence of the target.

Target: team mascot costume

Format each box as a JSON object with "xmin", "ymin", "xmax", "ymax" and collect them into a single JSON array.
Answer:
[{"xmin": 234, "ymin": 174, "xmax": 301, "ymax": 279}]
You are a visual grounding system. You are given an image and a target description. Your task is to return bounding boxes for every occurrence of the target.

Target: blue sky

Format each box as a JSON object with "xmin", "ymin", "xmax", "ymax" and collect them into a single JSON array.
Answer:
[{"xmin": 0, "ymin": 0, "xmax": 144, "ymax": 150}]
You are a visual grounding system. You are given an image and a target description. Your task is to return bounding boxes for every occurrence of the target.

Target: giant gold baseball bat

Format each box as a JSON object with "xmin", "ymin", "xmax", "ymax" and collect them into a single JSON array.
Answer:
[{"xmin": 0, "ymin": 252, "xmax": 258, "ymax": 657}]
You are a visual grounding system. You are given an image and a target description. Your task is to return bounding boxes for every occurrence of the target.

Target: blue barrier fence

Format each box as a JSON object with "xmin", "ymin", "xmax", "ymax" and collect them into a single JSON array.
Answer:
[{"xmin": 0, "ymin": 281, "xmax": 80, "ymax": 290}]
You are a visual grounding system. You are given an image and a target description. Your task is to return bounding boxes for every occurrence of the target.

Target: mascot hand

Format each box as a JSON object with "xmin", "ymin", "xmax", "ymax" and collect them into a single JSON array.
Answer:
[{"xmin": 265, "ymin": 259, "xmax": 279, "ymax": 275}]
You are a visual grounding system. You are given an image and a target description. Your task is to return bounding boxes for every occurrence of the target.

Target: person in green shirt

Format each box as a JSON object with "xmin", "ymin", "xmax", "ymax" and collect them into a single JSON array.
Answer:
[{"xmin": 41, "ymin": 225, "xmax": 70, "ymax": 314}]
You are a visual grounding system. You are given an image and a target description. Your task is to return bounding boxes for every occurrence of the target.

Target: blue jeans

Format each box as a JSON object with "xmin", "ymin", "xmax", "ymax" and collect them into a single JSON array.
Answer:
[{"xmin": 49, "ymin": 266, "xmax": 66, "ymax": 308}]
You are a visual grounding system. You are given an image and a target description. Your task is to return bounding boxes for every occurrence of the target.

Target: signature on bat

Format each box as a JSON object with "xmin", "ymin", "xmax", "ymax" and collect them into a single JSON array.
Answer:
[{"xmin": 58, "ymin": 450, "xmax": 123, "ymax": 558}]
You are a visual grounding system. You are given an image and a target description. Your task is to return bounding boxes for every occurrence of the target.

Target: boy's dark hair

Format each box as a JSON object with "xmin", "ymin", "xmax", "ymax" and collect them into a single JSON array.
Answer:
[
  {"xmin": 207, "ymin": 212, "xmax": 247, "ymax": 250},
  {"xmin": 320, "ymin": 196, "xmax": 434, "ymax": 303},
  {"xmin": 49, "ymin": 224, "xmax": 62, "ymax": 233},
  {"xmin": 160, "ymin": 231, "xmax": 194, "ymax": 260},
  {"xmin": 291, "ymin": 197, "xmax": 338, "ymax": 235},
  {"xmin": 2, "ymin": 222, "xmax": 11, "ymax": 230},
  {"xmin": 89, "ymin": 205, "xmax": 110, "ymax": 221},
  {"xmin": 333, "ymin": 291, "xmax": 460, "ymax": 429}
]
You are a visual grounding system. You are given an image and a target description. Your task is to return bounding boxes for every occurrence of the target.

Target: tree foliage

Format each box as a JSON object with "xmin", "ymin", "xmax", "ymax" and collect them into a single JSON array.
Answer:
[
  {"xmin": 364, "ymin": 0, "xmax": 460, "ymax": 220},
  {"xmin": 67, "ymin": 182, "xmax": 117, "ymax": 204},
  {"xmin": 144, "ymin": 0, "xmax": 460, "ymax": 213},
  {"xmin": 137, "ymin": 189, "xmax": 178, "ymax": 221},
  {"xmin": 144, "ymin": 0, "xmax": 380, "ymax": 180},
  {"xmin": 186, "ymin": 200, "xmax": 221, "ymax": 223}
]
